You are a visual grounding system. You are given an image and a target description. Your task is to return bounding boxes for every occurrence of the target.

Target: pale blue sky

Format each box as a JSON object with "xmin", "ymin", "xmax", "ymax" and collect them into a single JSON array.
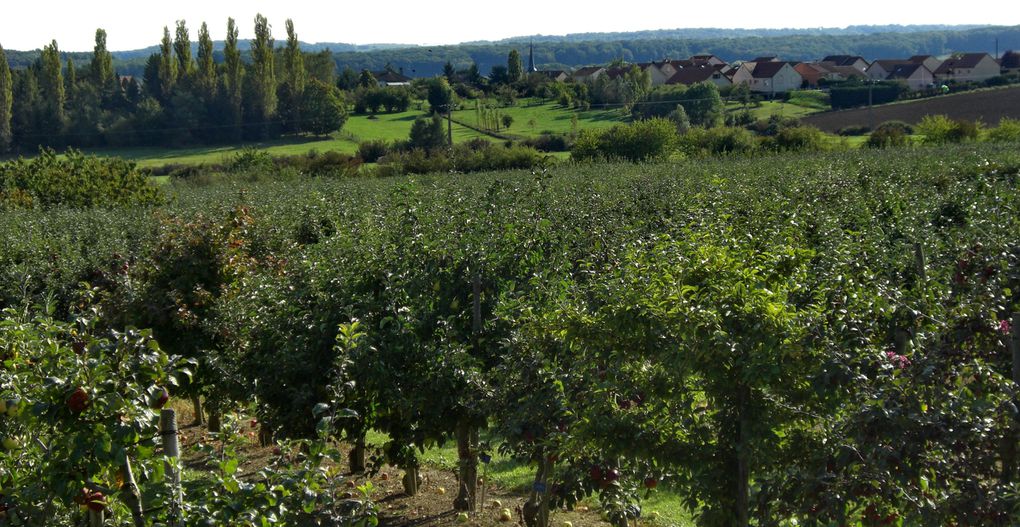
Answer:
[{"xmin": 2, "ymin": 0, "xmax": 1016, "ymax": 51}]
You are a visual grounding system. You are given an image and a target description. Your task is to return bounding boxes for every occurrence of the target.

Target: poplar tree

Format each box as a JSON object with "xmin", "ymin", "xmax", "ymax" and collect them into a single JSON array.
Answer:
[
  {"xmin": 65, "ymin": 59, "xmax": 77, "ymax": 101},
  {"xmin": 249, "ymin": 13, "xmax": 276, "ymax": 137},
  {"xmin": 158, "ymin": 27, "xmax": 176, "ymax": 102},
  {"xmin": 90, "ymin": 29, "xmax": 114, "ymax": 90},
  {"xmin": 0, "ymin": 43, "xmax": 12, "ymax": 151},
  {"xmin": 222, "ymin": 18, "xmax": 244, "ymax": 140},
  {"xmin": 507, "ymin": 49, "xmax": 523, "ymax": 83},
  {"xmin": 174, "ymin": 20, "xmax": 194, "ymax": 84},
  {"xmin": 196, "ymin": 22, "xmax": 216, "ymax": 101},
  {"xmin": 39, "ymin": 40, "xmax": 65, "ymax": 136},
  {"xmin": 282, "ymin": 19, "xmax": 305, "ymax": 131}
]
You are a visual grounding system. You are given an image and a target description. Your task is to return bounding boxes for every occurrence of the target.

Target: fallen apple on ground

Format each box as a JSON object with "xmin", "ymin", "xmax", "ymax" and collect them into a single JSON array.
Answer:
[
  {"xmin": 499, "ymin": 508, "xmax": 513, "ymax": 522},
  {"xmin": 456, "ymin": 512, "xmax": 470, "ymax": 523}
]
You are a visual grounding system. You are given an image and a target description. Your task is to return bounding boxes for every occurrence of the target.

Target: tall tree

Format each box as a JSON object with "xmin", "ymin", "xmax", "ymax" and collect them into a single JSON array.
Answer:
[
  {"xmin": 248, "ymin": 13, "xmax": 276, "ymax": 137},
  {"xmin": 38, "ymin": 40, "xmax": 65, "ymax": 137},
  {"xmin": 158, "ymin": 27, "xmax": 176, "ymax": 102},
  {"xmin": 283, "ymin": 19, "xmax": 305, "ymax": 96},
  {"xmin": 174, "ymin": 20, "xmax": 194, "ymax": 84},
  {"xmin": 0, "ymin": 43, "xmax": 12, "ymax": 151},
  {"xmin": 64, "ymin": 59, "xmax": 77, "ymax": 101},
  {"xmin": 196, "ymin": 22, "xmax": 216, "ymax": 101},
  {"xmin": 282, "ymin": 19, "xmax": 306, "ymax": 132},
  {"xmin": 507, "ymin": 49, "xmax": 524, "ymax": 83},
  {"xmin": 222, "ymin": 18, "xmax": 244, "ymax": 140},
  {"xmin": 90, "ymin": 29, "xmax": 114, "ymax": 90}
]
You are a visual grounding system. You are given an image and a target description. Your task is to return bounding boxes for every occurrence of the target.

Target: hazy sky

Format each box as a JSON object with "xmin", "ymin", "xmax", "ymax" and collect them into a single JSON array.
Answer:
[{"xmin": 2, "ymin": 0, "xmax": 1017, "ymax": 51}]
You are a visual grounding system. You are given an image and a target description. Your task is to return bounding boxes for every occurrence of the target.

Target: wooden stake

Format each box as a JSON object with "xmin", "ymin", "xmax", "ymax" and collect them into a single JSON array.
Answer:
[{"xmin": 88, "ymin": 509, "xmax": 105, "ymax": 527}]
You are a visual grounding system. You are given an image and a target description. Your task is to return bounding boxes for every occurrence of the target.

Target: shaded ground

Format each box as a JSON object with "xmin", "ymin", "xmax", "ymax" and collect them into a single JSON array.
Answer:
[
  {"xmin": 170, "ymin": 401, "xmax": 628, "ymax": 527},
  {"xmin": 801, "ymin": 85, "xmax": 1020, "ymax": 132}
]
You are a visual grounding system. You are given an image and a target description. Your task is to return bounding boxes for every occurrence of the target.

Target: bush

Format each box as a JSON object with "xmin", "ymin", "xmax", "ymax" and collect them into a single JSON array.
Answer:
[
  {"xmin": 679, "ymin": 126, "xmax": 759, "ymax": 156},
  {"xmin": 837, "ymin": 125, "xmax": 872, "ymax": 136},
  {"xmin": 571, "ymin": 118, "xmax": 679, "ymax": 162},
  {"xmin": 358, "ymin": 140, "xmax": 391, "ymax": 163},
  {"xmin": 867, "ymin": 122, "xmax": 911, "ymax": 148},
  {"xmin": 0, "ymin": 149, "xmax": 162, "ymax": 209},
  {"xmin": 918, "ymin": 115, "xmax": 981, "ymax": 144},
  {"xmin": 522, "ymin": 134, "xmax": 571, "ymax": 152},
  {"xmin": 380, "ymin": 142, "xmax": 549, "ymax": 175},
  {"xmin": 985, "ymin": 118, "xmax": 1020, "ymax": 143},
  {"xmin": 279, "ymin": 151, "xmax": 362, "ymax": 177},
  {"xmin": 767, "ymin": 125, "xmax": 827, "ymax": 152},
  {"xmin": 409, "ymin": 115, "xmax": 448, "ymax": 151}
]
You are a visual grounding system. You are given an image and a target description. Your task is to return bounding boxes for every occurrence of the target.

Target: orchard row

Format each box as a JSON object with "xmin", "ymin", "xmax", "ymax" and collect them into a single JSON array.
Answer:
[{"xmin": 1, "ymin": 143, "xmax": 1019, "ymax": 525}]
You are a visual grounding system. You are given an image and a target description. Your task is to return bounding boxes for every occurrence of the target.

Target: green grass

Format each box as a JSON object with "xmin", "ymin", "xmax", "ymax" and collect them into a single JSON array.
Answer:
[
  {"xmin": 453, "ymin": 98, "xmax": 630, "ymax": 139},
  {"xmin": 725, "ymin": 100, "xmax": 824, "ymax": 121},
  {"xmin": 363, "ymin": 430, "xmax": 695, "ymax": 526},
  {"xmin": 79, "ymin": 109, "xmax": 493, "ymax": 169}
]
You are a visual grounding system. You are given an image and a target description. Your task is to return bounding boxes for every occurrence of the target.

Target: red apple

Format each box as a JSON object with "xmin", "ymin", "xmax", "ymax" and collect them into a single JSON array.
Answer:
[
  {"xmin": 644, "ymin": 477, "xmax": 658, "ymax": 489},
  {"xmin": 67, "ymin": 388, "xmax": 89, "ymax": 414},
  {"xmin": 151, "ymin": 387, "xmax": 170, "ymax": 409},
  {"xmin": 605, "ymin": 469, "xmax": 620, "ymax": 482},
  {"xmin": 589, "ymin": 465, "xmax": 602, "ymax": 482},
  {"xmin": 86, "ymin": 492, "xmax": 105, "ymax": 512}
]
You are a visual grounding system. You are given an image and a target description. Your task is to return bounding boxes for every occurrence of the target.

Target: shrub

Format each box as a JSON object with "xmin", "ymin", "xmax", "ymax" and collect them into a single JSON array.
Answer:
[
  {"xmin": 985, "ymin": 118, "xmax": 1020, "ymax": 143},
  {"xmin": 358, "ymin": 139, "xmax": 391, "ymax": 163},
  {"xmin": 380, "ymin": 142, "xmax": 548, "ymax": 175},
  {"xmin": 837, "ymin": 125, "xmax": 871, "ymax": 136},
  {"xmin": 522, "ymin": 134, "xmax": 571, "ymax": 152},
  {"xmin": 571, "ymin": 118, "xmax": 679, "ymax": 162},
  {"xmin": 767, "ymin": 125, "xmax": 827, "ymax": 152},
  {"xmin": 867, "ymin": 123, "xmax": 910, "ymax": 149},
  {"xmin": 918, "ymin": 115, "xmax": 981, "ymax": 144},
  {"xmin": 679, "ymin": 126, "xmax": 759, "ymax": 156},
  {"xmin": 0, "ymin": 149, "xmax": 162, "ymax": 209},
  {"xmin": 409, "ymin": 115, "xmax": 448, "ymax": 151}
]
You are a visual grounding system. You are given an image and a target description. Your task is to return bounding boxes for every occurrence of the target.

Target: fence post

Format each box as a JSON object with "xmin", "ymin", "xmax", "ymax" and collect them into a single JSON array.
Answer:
[
  {"xmin": 88, "ymin": 509, "xmax": 104, "ymax": 527},
  {"xmin": 161, "ymin": 409, "xmax": 184, "ymax": 527}
]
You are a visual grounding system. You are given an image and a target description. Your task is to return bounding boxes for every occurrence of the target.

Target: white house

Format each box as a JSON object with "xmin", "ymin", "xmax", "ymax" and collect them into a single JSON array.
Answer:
[
  {"xmin": 886, "ymin": 63, "xmax": 935, "ymax": 91},
  {"xmin": 731, "ymin": 61, "xmax": 802, "ymax": 94},
  {"xmin": 934, "ymin": 53, "xmax": 1001, "ymax": 83}
]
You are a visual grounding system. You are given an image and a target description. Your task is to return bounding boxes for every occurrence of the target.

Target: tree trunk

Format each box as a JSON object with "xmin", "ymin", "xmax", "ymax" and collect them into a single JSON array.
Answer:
[
  {"xmin": 1003, "ymin": 313, "xmax": 1020, "ymax": 483},
  {"xmin": 191, "ymin": 395, "xmax": 204, "ymax": 425},
  {"xmin": 453, "ymin": 420, "xmax": 479, "ymax": 511},
  {"xmin": 523, "ymin": 453, "xmax": 552, "ymax": 527},
  {"xmin": 88, "ymin": 509, "xmax": 105, "ymax": 527},
  {"xmin": 735, "ymin": 386, "xmax": 750, "ymax": 527},
  {"xmin": 119, "ymin": 456, "xmax": 146, "ymax": 527},
  {"xmin": 259, "ymin": 424, "xmax": 274, "ymax": 447},
  {"xmin": 402, "ymin": 466, "xmax": 420, "ymax": 496},
  {"xmin": 349, "ymin": 434, "xmax": 367, "ymax": 474},
  {"xmin": 207, "ymin": 410, "xmax": 221, "ymax": 434}
]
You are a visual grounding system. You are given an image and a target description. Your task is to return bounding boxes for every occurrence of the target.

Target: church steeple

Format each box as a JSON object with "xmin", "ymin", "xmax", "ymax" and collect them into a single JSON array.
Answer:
[{"xmin": 529, "ymin": 40, "xmax": 538, "ymax": 73}]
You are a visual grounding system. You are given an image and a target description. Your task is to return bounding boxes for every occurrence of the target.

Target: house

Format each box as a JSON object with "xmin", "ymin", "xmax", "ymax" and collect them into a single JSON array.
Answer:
[
  {"xmin": 690, "ymin": 54, "xmax": 727, "ymax": 66},
  {"xmin": 731, "ymin": 61, "xmax": 802, "ymax": 94},
  {"xmin": 796, "ymin": 62, "xmax": 868, "ymax": 87},
  {"xmin": 886, "ymin": 63, "xmax": 935, "ymax": 91},
  {"xmin": 374, "ymin": 70, "xmax": 412, "ymax": 87},
  {"xmin": 908, "ymin": 55, "xmax": 942, "ymax": 72},
  {"xmin": 821, "ymin": 55, "xmax": 869, "ymax": 72},
  {"xmin": 751, "ymin": 56, "xmax": 779, "ymax": 63},
  {"xmin": 1000, "ymin": 50, "xmax": 1020, "ymax": 72},
  {"xmin": 666, "ymin": 64, "xmax": 733, "ymax": 89},
  {"xmin": 636, "ymin": 62, "xmax": 674, "ymax": 86},
  {"xmin": 537, "ymin": 70, "xmax": 569, "ymax": 83},
  {"xmin": 572, "ymin": 66, "xmax": 605, "ymax": 83},
  {"xmin": 866, "ymin": 60, "xmax": 910, "ymax": 81},
  {"xmin": 934, "ymin": 53, "xmax": 1000, "ymax": 83}
]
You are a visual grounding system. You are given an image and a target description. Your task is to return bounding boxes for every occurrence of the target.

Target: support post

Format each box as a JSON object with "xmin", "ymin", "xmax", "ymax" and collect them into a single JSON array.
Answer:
[
  {"xmin": 120, "ymin": 456, "xmax": 146, "ymax": 527},
  {"xmin": 161, "ymin": 409, "xmax": 183, "ymax": 527}
]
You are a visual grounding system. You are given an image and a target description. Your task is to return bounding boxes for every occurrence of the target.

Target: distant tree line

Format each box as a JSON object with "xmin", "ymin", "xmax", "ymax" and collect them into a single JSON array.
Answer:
[{"xmin": 0, "ymin": 16, "xmax": 347, "ymax": 153}]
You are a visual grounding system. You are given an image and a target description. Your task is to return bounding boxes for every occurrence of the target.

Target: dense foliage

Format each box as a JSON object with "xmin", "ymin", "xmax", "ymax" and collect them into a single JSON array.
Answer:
[
  {"xmin": 0, "ymin": 149, "xmax": 162, "ymax": 209},
  {"xmin": 2, "ymin": 143, "xmax": 1020, "ymax": 525}
]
